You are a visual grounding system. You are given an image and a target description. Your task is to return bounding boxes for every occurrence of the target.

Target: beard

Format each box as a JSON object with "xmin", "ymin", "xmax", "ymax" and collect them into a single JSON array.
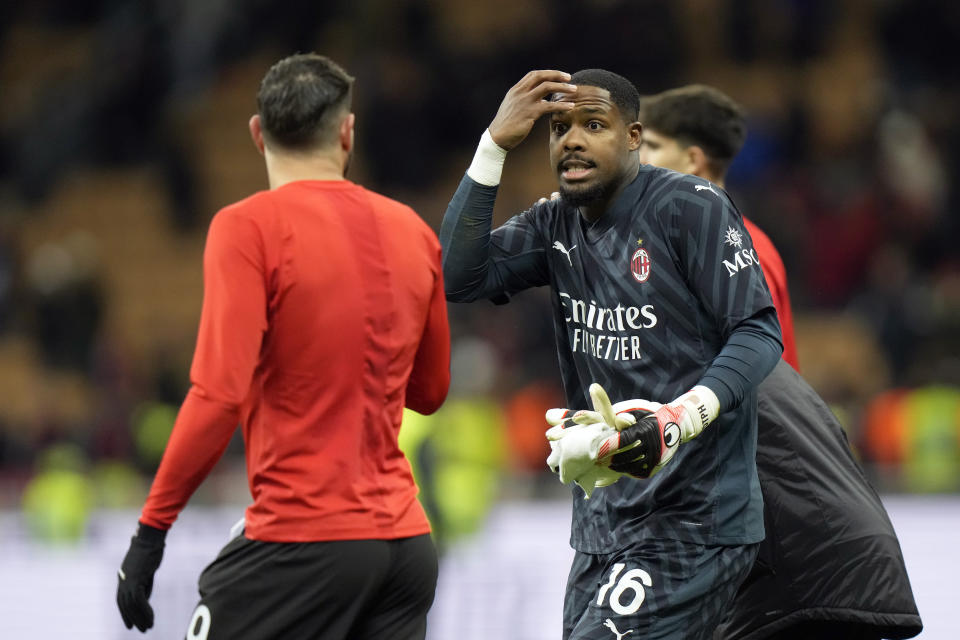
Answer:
[{"xmin": 559, "ymin": 177, "xmax": 617, "ymax": 207}]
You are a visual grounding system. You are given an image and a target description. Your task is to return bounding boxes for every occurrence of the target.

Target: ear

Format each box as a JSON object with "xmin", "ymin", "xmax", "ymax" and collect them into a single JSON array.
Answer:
[
  {"xmin": 686, "ymin": 145, "xmax": 711, "ymax": 178},
  {"xmin": 340, "ymin": 113, "xmax": 355, "ymax": 153},
  {"xmin": 249, "ymin": 115, "xmax": 265, "ymax": 156},
  {"xmin": 627, "ymin": 122, "xmax": 643, "ymax": 151}
]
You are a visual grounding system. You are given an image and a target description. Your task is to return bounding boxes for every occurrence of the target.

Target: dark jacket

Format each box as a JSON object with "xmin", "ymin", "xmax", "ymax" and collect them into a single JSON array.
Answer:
[{"xmin": 716, "ymin": 360, "xmax": 923, "ymax": 639}]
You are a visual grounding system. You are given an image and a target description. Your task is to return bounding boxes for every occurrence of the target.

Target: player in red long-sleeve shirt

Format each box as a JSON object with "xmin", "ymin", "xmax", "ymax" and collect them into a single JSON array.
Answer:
[{"xmin": 117, "ymin": 53, "xmax": 451, "ymax": 640}]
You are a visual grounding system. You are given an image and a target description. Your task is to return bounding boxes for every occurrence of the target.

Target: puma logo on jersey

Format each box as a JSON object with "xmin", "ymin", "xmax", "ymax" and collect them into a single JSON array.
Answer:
[
  {"xmin": 694, "ymin": 183, "xmax": 718, "ymax": 196},
  {"xmin": 604, "ymin": 618, "xmax": 634, "ymax": 639},
  {"xmin": 553, "ymin": 241, "xmax": 578, "ymax": 266}
]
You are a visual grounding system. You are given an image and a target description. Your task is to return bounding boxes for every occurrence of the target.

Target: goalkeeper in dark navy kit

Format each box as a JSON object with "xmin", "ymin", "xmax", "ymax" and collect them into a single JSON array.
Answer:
[
  {"xmin": 440, "ymin": 69, "xmax": 783, "ymax": 640},
  {"xmin": 639, "ymin": 85, "xmax": 922, "ymax": 640}
]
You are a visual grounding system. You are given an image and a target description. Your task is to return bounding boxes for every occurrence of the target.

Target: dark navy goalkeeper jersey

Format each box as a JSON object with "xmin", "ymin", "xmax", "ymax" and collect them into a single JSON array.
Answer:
[{"xmin": 442, "ymin": 164, "xmax": 776, "ymax": 552}]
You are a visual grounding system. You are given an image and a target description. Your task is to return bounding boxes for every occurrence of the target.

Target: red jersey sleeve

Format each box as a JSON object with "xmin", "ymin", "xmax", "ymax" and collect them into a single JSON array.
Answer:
[
  {"xmin": 405, "ymin": 241, "xmax": 451, "ymax": 415},
  {"xmin": 140, "ymin": 208, "xmax": 267, "ymax": 529},
  {"xmin": 743, "ymin": 218, "xmax": 800, "ymax": 371}
]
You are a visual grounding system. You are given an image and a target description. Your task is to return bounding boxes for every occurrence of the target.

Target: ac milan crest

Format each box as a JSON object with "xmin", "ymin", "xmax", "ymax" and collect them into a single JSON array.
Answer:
[{"xmin": 631, "ymin": 248, "xmax": 651, "ymax": 283}]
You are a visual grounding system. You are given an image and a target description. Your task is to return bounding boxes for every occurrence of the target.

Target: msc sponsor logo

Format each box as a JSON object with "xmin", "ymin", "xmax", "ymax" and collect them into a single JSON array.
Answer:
[
  {"xmin": 722, "ymin": 248, "xmax": 760, "ymax": 278},
  {"xmin": 723, "ymin": 226, "xmax": 744, "ymax": 248}
]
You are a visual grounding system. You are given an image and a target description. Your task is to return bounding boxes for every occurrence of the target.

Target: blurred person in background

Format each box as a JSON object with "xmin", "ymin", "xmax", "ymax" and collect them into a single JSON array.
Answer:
[
  {"xmin": 399, "ymin": 337, "xmax": 507, "ymax": 552},
  {"xmin": 638, "ymin": 85, "xmax": 921, "ymax": 640},
  {"xmin": 441, "ymin": 68, "xmax": 782, "ymax": 640},
  {"xmin": 115, "ymin": 53, "xmax": 451, "ymax": 639},
  {"xmin": 863, "ymin": 384, "xmax": 960, "ymax": 494}
]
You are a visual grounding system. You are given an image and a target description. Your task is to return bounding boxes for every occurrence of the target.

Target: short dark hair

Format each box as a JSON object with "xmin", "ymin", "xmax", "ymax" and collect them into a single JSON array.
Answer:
[
  {"xmin": 638, "ymin": 84, "xmax": 746, "ymax": 176},
  {"xmin": 256, "ymin": 53, "xmax": 355, "ymax": 151},
  {"xmin": 570, "ymin": 69, "xmax": 640, "ymax": 122}
]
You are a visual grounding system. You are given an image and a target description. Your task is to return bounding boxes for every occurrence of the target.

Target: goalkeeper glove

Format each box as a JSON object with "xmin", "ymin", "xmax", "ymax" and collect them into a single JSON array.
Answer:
[
  {"xmin": 117, "ymin": 522, "xmax": 166, "ymax": 632},
  {"xmin": 598, "ymin": 385, "xmax": 720, "ymax": 478},
  {"xmin": 544, "ymin": 383, "xmax": 633, "ymax": 497},
  {"xmin": 546, "ymin": 421, "xmax": 621, "ymax": 496}
]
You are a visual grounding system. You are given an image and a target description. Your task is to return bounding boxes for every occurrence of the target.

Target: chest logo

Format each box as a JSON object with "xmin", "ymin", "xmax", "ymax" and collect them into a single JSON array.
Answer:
[
  {"xmin": 630, "ymin": 248, "xmax": 651, "ymax": 283},
  {"xmin": 553, "ymin": 241, "xmax": 578, "ymax": 266}
]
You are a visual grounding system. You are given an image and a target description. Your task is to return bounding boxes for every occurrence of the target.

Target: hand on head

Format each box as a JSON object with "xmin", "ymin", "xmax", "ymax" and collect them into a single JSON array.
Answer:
[{"xmin": 488, "ymin": 70, "xmax": 577, "ymax": 150}]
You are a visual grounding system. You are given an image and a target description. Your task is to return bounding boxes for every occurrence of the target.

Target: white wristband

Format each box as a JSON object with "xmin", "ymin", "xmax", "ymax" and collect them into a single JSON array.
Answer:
[{"xmin": 466, "ymin": 129, "xmax": 508, "ymax": 187}]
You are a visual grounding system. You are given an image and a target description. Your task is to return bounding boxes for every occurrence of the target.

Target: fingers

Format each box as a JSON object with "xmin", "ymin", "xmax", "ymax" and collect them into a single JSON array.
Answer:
[
  {"xmin": 516, "ymin": 69, "xmax": 572, "ymax": 91},
  {"xmin": 545, "ymin": 417, "xmax": 596, "ymax": 441},
  {"xmin": 589, "ymin": 383, "xmax": 618, "ymax": 427},
  {"xmin": 118, "ymin": 594, "xmax": 134, "ymax": 629},
  {"xmin": 595, "ymin": 473, "xmax": 620, "ymax": 488},
  {"xmin": 118, "ymin": 578, "xmax": 135, "ymax": 629},
  {"xmin": 612, "ymin": 399, "xmax": 662, "ymax": 414},
  {"xmin": 545, "ymin": 407, "xmax": 572, "ymax": 426},
  {"xmin": 118, "ymin": 585, "xmax": 155, "ymax": 632},
  {"xmin": 514, "ymin": 71, "xmax": 576, "ymax": 112},
  {"xmin": 571, "ymin": 410, "xmax": 603, "ymax": 425},
  {"xmin": 546, "ymin": 406, "xmax": 603, "ymax": 430},
  {"xmin": 532, "ymin": 81, "xmax": 578, "ymax": 101},
  {"xmin": 535, "ymin": 192, "xmax": 562, "ymax": 206},
  {"xmin": 491, "ymin": 70, "xmax": 576, "ymax": 150},
  {"xmin": 613, "ymin": 413, "xmax": 637, "ymax": 430},
  {"xmin": 546, "ymin": 443, "xmax": 560, "ymax": 471},
  {"xmin": 545, "ymin": 424, "xmax": 567, "ymax": 441},
  {"xmin": 130, "ymin": 590, "xmax": 155, "ymax": 632}
]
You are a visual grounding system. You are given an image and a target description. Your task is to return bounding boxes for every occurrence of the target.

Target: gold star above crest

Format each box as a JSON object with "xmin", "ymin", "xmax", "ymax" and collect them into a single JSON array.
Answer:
[{"xmin": 636, "ymin": 237, "xmax": 644, "ymax": 246}]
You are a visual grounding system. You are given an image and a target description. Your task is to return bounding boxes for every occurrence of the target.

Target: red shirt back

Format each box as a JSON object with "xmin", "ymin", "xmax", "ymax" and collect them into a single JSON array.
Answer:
[
  {"xmin": 743, "ymin": 217, "xmax": 799, "ymax": 371},
  {"xmin": 141, "ymin": 180, "xmax": 451, "ymax": 541}
]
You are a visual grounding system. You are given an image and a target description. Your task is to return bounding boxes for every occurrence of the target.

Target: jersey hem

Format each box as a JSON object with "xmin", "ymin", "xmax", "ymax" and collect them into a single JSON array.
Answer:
[{"xmin": 244, "ymin": 522, "xmax": 432, "ymax": 543}]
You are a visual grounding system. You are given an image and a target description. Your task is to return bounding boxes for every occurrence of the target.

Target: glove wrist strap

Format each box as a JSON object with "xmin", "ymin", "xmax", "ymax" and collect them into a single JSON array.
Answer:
[{"xmin": 673, "ymin": 385, "xmax": 720, "ymax": 439}]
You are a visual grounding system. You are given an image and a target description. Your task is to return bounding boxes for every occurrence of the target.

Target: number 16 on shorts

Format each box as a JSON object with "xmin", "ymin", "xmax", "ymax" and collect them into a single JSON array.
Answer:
[{"xmin": 597, "ymin": 562, "xmax": 653, "ymax": 615}]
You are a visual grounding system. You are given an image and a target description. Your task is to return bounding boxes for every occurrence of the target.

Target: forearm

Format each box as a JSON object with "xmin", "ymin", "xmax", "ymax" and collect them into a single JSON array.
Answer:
[
  {"xmin": 439, "ymin": 174, "xmax": 502, "ymax": 301},
  {"xmin": 698, "ymin": 307, "xmax": 784, "ymax": 411},
  {"xmin": 139, "ymin": 388, "xmax": 240, "ymax": 529},
  {"xmin": 440, "ymin": 128, "xmax": 511, "ymax": 302},
  {"xmin": 406, "ymin": 262, "xmax": 452, "ymax": 415}
]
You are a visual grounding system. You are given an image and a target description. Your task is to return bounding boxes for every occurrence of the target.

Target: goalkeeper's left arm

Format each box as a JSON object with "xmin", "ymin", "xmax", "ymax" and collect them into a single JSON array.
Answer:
[{"xmin": 696, "ymin": 308, "xmax": 783, "ymax": 415}]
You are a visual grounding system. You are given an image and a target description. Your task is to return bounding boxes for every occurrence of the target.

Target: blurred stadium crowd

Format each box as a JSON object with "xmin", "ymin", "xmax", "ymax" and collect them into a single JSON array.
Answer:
[{"xmin": 0, "ymin": 0, "xmax": 958, "ymax": 545}]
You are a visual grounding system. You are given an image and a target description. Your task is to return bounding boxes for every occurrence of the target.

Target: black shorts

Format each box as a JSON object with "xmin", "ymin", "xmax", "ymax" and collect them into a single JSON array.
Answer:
[
  {"xmin": 563, "ymin": 539, "xmax": 758, "ymax": 640},
  {"xmin": 182, "ymin": 533, "xmax": 438, "ymax": 640}
]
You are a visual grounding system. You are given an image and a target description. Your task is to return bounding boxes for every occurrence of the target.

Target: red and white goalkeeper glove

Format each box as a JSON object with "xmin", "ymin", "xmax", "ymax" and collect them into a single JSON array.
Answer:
[
  {"xmin": 545, "ymin": 383, "xmax": 721, "ymax": 491},
  {"xmin": 545, "ymin": 384, "xmax": 631, "ymax": 497},
  {"xmin": 599, "ymin": 386, "xmax": 720, "ymax": 478}
]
